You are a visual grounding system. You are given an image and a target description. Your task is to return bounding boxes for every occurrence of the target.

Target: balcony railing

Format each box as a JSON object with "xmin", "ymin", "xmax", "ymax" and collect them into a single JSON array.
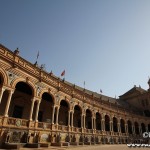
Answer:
[
  {"xmin": 37, "ymin": 122, "xmax": 52, "ymax": 129},
  {"xmin": 7, "ymin": 117, "xmax": 28, "ymax": 128},
  {"xmin": 0, "ymin": 116, "xmax": 3, "ymax": 125},
  {"xmin": 0, "ymin": 116, "xmax": 133, "ymax": 139}
]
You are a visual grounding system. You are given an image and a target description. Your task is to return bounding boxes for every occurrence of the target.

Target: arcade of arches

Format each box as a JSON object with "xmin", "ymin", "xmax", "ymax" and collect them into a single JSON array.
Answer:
[{"xmin": 0, "ymin": 44, "xmax": 150, "ymax": 147}]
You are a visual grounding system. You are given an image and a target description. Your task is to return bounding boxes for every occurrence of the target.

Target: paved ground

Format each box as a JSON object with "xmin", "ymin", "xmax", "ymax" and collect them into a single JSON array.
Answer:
[
  {"xmin": 18, "ymin": 144, "xmax": 150, "ymax": 150},
  {"xmin": 1, "ymin": 144, "xmax": 149, "ymax": 150}
]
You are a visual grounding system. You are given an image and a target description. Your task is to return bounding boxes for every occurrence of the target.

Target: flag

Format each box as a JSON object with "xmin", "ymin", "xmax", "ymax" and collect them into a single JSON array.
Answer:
[
  {"xmin": 36, "ymin": 51, "xmax": 39, "ymax": 60},
  {"xmin": 61, "ymin": 70, "xmax": 65, "ymax": 76},
  {"xmin": 100, "ymin": 89, "xmax": 102, "ymax": 93}
]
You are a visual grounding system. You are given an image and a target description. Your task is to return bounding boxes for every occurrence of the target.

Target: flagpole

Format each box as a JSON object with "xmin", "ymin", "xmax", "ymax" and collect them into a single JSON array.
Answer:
[
  {"xmin": 84, "ymin": 81, "xmax": 85, "ymax": 89},
  {"xmin": 34, "ymin": 51, "xmax": 39, "ymax": 65}
]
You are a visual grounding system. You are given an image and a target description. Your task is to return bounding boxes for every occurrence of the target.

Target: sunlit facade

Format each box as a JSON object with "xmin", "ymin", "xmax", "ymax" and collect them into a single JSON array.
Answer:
[{"xmin": 0, "ymin": 44, "xmax": 150, "ymax": 148}]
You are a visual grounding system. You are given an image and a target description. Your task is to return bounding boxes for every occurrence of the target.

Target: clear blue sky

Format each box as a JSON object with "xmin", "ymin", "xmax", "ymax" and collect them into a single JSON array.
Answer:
[{"xmin": 1, "ymin": 0, "xmax": 150, "ymax": 97}]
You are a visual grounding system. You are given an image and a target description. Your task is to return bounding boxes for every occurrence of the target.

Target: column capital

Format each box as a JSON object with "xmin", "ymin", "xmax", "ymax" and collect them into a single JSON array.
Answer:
[
  {"xmin": 0, "ymin": 87, "xmax": 6, "ymax": 92},
  {"xmin": 8, "ymin": 89, "xmax": 15, "ymax": 94},
  {"xmin": 31, "ymin": 97, "xmax": 36, "ymax": 102}
]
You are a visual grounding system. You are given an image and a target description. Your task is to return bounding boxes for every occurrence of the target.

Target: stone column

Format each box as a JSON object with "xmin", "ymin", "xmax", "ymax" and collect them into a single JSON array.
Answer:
[
  {"xmin": 102, "ymin": 119, "xmax": 105, "ymax": 131},
  {"xmin": 81, "ymin": 114, "xmax": 83, "ymax": 128},
  {"xmin": 93, "ymin": 118, "xmax": 96, "ymax": 130},
  {"xmin": 51, "ymin": 106, "xmax": 55, "ymax": 124},
  {"xmin": 0, "ymin": 87, "xmax": 5, "ymax": 104},
  {"xmin": 56, "ymin": 107, "xmax": 60, "ymax": 124},
  {"xmin": 117, "ymin": 123, "xmax": 120, "ymax": 133},
  {"xmin": 83, "ymin": 115, "xmax": 86, "ymax": 128},
  {"xmin": 101, "ymin": 119, "xmax": 103, "ymax": 131},
  {"xmin": 125, "ymin": 124, "xmax": 128, "ymax": 133},
  {"xmin": 68, "ymin": 111, "xmax": 71, "ymax": 126},
  {"xmin": 4, "ymin": 90, "xmax": 14, "ymax": 117},
  {"xmin": 132, "ymin": 125, "xmax": 135, "ymax": 134},
  {"xmin": 111, "ymin": 121, "xmax": 113, "ymax": 132},
  {"xmin": 29, "ymin": 98, "xmax": 35, "ymax": 121},
  {"xmin": 139, "ymin": 125, "xmax": 142, "ymax": 135},
  {"xmin": 110, "ymin": 121, "xmax": 112, "ymax": 131},
  {"xmin": 35, "ymin": 100, "xmax": 41, "ymax": 122},
  {"xmin": 92, "ymin": 117, "xmax": 93, "ymax": 129},
  {"xmin": 71, "ymin": 111, "xmax": 74, "ymax": 127}
]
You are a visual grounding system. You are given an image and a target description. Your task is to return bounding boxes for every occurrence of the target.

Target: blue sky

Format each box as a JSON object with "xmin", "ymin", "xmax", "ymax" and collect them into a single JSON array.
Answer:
[{"xmin": 1, "ymin": 0, "xmax": 150, "ymax": 97}]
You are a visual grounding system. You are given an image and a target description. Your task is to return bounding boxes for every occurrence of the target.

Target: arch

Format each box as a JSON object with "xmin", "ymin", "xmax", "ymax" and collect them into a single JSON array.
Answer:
[
  {"xmin": 11, "ymin": 78, "xmax": 35, "ymax": 97},
  {"xmin": 36, "ymin": 92, "xmax": 54, "ymax": 122},
  {"xmin": 120, "ymin": 119, "xmax": 125, "ymax": 133},
  {"xmin": 148, "ymin": 124, "xmax": 150, "ymax": 132},
  {"xmin": 0, "ymin": 68, "xmax": 8, "ymax": 86},
  {"xmin": 141, "ymin": 123, "xmax": 146, "ymax": 133},
  {"xmin": 113, "ymin": 117, "xmax": 118, "ymax": 132},
  {"xmin": 15, "ymin": 82, "xmax": 32, "ymax": 95},
  {"xmin": 59, "ymin": 99, "xmax": 70, "ymax": 109},
  {"xmin": 105, "ymin": 115, "xmax": 110, "ymax": 131},
  {"xmin": 96, "ymin": 112, "xmax": 101, "ymax": 130},
  {"xmin": 73, "ymin": 105, "xmax": 81, "ymax": 127},
  {"xmin": 144, "ymin": 110, "xmax": 150, "ymax": 117},
  {"xmin": 9, "ymin": 81, "xmax": 34, "ymax": 119},
  {"xmin": 85, "ymin": 109, "xmax": 92, "ymax": 129},
  {"xmin": 134, "ymin": 122, "xmax": 139, "ymax": 135},
  {"xmin": 58, "ymin": 100, "xmax": 69, "ymax": 126},
  {"xmin": 41, "ymin": 92, "xmax": 54, "ymax": 103},
  {"xmin": 127, "ymin": 120, "xmax": 132, "ymax": 134},
  {"xmin": 39, "ymin": 89, "xmax": 55, "ymax": 103}
]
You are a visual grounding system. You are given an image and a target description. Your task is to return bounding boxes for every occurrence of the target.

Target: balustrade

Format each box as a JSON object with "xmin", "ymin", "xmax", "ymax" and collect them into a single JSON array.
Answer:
[
  {"xmin": 0, "ymin": 116, "xmax": 3, "ymax": 125},
  {"xmin": 7, "ymin": 117, "xmax": 28, "ymax": 128}
]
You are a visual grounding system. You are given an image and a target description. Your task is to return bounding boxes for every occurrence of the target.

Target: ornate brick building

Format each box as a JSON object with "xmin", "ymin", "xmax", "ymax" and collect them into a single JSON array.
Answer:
[{"xmin": 0, "ymin": 44, "xmax": 149, "ymax": 147}]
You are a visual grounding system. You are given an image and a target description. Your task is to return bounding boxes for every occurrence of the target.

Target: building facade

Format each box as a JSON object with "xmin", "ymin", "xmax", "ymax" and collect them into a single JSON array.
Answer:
[{"xmin": 0, "ymin": 44, "xmax": 150, "ymax": 147}]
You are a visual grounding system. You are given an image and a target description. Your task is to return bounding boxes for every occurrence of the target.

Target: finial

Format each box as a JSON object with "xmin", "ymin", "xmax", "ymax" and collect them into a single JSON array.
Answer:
[
  {"xmin": 148, "ymin": 77, "xmax": 150, "ymax": 89},
  {"xmin": 34, "ymin": 61, "xmax": 38, "ymax": 67},
  {"xmin": 49, "ymin": 70, "xmax": 53, "ymax": 75},
  {"xmin": 14, "ymin": 47, "xmax": 19, "ymax": 55}
]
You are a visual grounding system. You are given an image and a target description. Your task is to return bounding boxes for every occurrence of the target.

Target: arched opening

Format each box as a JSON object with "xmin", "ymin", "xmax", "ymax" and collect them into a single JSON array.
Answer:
[
  {"xmin": 144, "ymin": 110, "xmax": 150, "ymax": 117},
  {"xmin": 148, "ymin": 124, "xmax": 150, "ymax": 132},
  {"xmin": 0, "ymin": 75, "xmax": 2, "ymax": 85},
  {"xmin": 73, "ymin": 105, "xmax": 81, "ymax": 128},
  {"xmin": 113, "ymin": 117, "xmax": 118, "ymax": 132},
  {"xmin": 105, "ymin": 115, "xmax": 110, "ymax": 131},
  {"xmin": 141, "ymin": 123, "xmax": 146, "ymax": 133},
  {"xmin": 120, "ymin": 119, "xmax": 125, "ymax": 133},
  {"xmin": 0, "ymin": 75, "xmax": 5, "ymax": 116},
  {"xmin": 9, "ymin": 82, "xmax": 33, "ymax": 119},
  {"xmin": 127, "ymin": 120, "xmax": 132, "ymax": 134},
  {"xmin": 85, "ymin": 109, "xmax": 92, "ymax": 129},
  {"xmin": 37, "ymin": 92, "xmax": 54, "ymax": 122},
  {"xmin": 58, "ymin": 100, "xmax": 69, "ymax": 126},
  {"xmin": 96, "ymin": 112, "xmax": 101, "ymax": 130},
  {"xmin": 135, "ymin": 122, "xmax": 139, "ymax": 135}
]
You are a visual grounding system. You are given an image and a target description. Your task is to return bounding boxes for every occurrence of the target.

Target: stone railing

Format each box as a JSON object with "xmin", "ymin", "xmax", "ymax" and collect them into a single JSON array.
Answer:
[
  {"xmin": 96, "ymin": 130, "xmax": 102, "ymax": 134},
  {"xmin": 72, "ymin": 127, "xmax": 82, "ymax": 133},
  {"xmin": 84, "ymin": 128, "xmax": 93, "ymax": 133},
  {"xmin": 0, "ymin": 116, "xmax": 3, "ymax": 125},
  {"xmin": 7, "ymin": 117, "xmax": 28, "ymax": 128},
  {"xmin": 106, "ymin": 131, "xmax": 111, "ymax": 135},
  {"xmin": 37, "ymin": 122, "xmax": 52, "ymax": 129}
]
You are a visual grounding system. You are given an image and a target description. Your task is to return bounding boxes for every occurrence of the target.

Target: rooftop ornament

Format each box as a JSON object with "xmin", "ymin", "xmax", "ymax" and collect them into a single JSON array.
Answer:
[
  {"xmin": 148, "ymin": 77, "xmax": 150, "ymax": 90},
  {"xmin": 14, "ymin": 48, "xmax": 19, "ymax": 55}
]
